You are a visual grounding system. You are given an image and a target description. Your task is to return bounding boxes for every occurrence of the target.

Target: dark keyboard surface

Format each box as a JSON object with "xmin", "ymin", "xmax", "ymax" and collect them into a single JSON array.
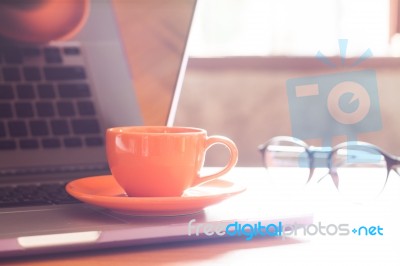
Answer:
[
  {"xmin": 0, "ymin": 183, "xmax": 80, "ymax": 208},
  {"xmin": 0, "ymin": 43, "xmax": 104, "ymax": 151}
]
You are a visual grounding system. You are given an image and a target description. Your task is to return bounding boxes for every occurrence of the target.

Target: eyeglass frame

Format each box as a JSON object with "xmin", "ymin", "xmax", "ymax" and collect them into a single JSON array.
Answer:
[{"xmin": 258, "ymin": 136, "xmax": 400, "ymax": 191}]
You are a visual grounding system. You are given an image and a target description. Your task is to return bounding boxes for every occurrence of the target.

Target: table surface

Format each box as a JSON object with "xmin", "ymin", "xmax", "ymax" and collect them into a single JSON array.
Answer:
[{"xmin": 3, "ymin": 167, "xmax": 400, "ymax": 266}]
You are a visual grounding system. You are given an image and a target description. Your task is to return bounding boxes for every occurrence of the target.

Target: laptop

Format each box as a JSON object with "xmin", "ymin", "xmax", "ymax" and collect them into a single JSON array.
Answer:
[{"xmin": 0, "ymin": 0, "xmax": 312, "ymax": 258}]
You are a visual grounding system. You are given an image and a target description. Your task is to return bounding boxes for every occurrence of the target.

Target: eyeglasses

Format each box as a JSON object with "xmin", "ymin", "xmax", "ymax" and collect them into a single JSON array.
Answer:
[{"xmin": 258, "ymin": 136, "xmax": 400, "ymax": 200}]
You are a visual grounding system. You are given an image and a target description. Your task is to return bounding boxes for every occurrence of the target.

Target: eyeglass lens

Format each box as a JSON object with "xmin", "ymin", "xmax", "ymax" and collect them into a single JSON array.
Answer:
[
  {"xmin": 262, "ymin": 138, "xmax": 311, "ymax": 188},
  {"xmin": 330, "ymin": 145, "xmax": 388, "ymax": 201}
]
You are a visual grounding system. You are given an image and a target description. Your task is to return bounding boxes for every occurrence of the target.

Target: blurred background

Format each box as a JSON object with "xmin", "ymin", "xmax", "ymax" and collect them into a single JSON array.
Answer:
[
  {"xmin": 114, "ymin": 0, "xmax": 400, "ymax": 167},
  {"xmin": 175, "ymin": 0, "xmax": 400, "ymax": 166}
]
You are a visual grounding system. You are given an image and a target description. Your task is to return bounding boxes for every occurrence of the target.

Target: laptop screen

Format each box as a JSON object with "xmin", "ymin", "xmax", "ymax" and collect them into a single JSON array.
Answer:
[{"xmin": 110, "ymin": 0, "xmax": 197, "ymax": 126}]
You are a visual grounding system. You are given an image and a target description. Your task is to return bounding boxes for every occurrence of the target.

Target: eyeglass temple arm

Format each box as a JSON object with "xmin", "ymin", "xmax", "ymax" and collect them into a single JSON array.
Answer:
[
  {"xmin": 385, "ymin": 155, "xmax": 400, "ymax": 176},
  {"xmin": 392, "ymin": 163, "xmax": 400, "ymax": 176}
]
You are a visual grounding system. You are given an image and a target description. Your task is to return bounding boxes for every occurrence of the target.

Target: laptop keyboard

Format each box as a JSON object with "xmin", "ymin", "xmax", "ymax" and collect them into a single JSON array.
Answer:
[
  {"xmin": 0, "ymin": 42, "xmax": 105, "ymax": 208},
  {"xmin": 0, "ymin": 43, "xmax": 104, "ymax": 150},
  {"xmin": 0, "ymin": 183, "xmax": 80, "ymax": 208}
]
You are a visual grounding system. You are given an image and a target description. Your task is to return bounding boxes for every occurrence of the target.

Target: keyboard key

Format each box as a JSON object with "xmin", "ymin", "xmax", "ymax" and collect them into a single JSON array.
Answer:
[
  {"xmin": 36, "ymin": 102, "xmax": 55, "ymax": 117},
  {"xmin": 64, "ymin": 137, "xmax": 82, "ymax": 148},
  {"xmin": 0, "ymin": 85, "xmax": 14, "ymax": 99},
  {"xmin": 22, "ymin": 47, "xmax": 41, "ymax": 57},
  {"xmin": 20, "ymin": 139, "xmax": 39, "ymax": 149},
  {"xmin": 2, "ymin": 67, "xmax": 21, "ymax": 81},
  {"xmin": 30, "ymin": 120, "xmax": 49, "ymax": 136},
  {"xmin": 77, "ymin": 101, "xmax": 95, "ymax": 115},
  {"xmin": 44, "ymin": 66, "xmax": 86, "ymax": 80},
  {"xmin": 0, "ymin": 122, "xmax": 5, "ymax": 137},
  {"xmin": 16, "ymin": 84, "xmax": 35, "ymax": 99},
  {"xmin": 1, "ymin": 183, "xmax": 78, "ymax": 207},
  {"xmin": 0, "ymin": 103, "xmax": 13, "ymax": 118},
  {"xmin": 0, "ymin": 199, "xmax": 51, "ymax": 208},
  {"xmin": 44, "ymin": 47, "xmax": 62, "ymax": 63},
  {"xmin": 0, "ymin": 186, "xmax": 14, "ymax": 197},
  {"xmin": 58, "ymin": 83, "xmax": 90, "ymax": 98},
  {"xmin": 23, "ymin": 67, "xmax": 42, "ymax": 81},
  {"xmin": 37, "ymin": 84, "xmax": 56, "ymax": 99},
  {"xmin": 63, "ymin": 47, "xmax": 81, "ymax": 55},
  {"xmin": 2, "ymin": 47, "xmax": 23, "ymax": 64},
  {"xmin": 15, "ymin": 102, "xmax": 34, "ymax": 118},
  {"xmin": 85, "ymin": 137, "xmax": 103, "ymax": 147},
  {"xmin": 42, "ymin": 138, "xmax": 61, "ymax": 148},
  {"xmin": 56, "ymin": 101, "xmax": 75, "ymax": 116},
  {"xmin": 52, "ymin": 192, "xmax": 80, "ymax": 204},
  {"xmin": 0, "ymin": 140, "xmax": 17, "ymax": 150},
  {"xmin": 0, "ymin": 202, "xmax": 30, "ymax": 208},
  {"xmin": 8, "ymin": 121, "xmax": 28, "ymax": 137},
  {"xmin": 52, "ymin": 197, "xmax": 80, "ymax": 205},
  {"xmin": 14, "ymin": 184, "xmax": 38, "ymax": 193},
  {"xmin": 50, "ymin": 120, "xmax": 70, "ymax": 135},
  {"xmin": 38, "ymin": 183, "xmax": 60, "ymax": 191},
  {"xmin": 71, "ymin": 119, "xmax": 100, "ymax": 134}
]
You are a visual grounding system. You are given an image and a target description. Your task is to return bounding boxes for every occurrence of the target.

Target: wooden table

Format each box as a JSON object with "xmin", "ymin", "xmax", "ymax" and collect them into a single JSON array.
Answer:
[{"xmin": 3, "ymin": 168, "xmax": 400, "ymax": 266}]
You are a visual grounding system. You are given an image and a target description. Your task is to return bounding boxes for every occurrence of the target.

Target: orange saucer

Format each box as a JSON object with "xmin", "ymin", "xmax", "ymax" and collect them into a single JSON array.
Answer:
[{"xmin": 66, "ymin": 175, "xmax": 246, "ymax": 216}]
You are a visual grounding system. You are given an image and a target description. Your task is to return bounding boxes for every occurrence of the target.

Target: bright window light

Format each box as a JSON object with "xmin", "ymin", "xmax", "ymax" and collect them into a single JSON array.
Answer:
[{"xmin": 189, "ymin": 0, "xmax": 390, "ymax": 57}]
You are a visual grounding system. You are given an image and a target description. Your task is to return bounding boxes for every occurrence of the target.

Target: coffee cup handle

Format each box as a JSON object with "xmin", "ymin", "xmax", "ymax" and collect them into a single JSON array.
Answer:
[{"xmin": 192, "ymin": 135, "xmax": 239, "ymax": 186}]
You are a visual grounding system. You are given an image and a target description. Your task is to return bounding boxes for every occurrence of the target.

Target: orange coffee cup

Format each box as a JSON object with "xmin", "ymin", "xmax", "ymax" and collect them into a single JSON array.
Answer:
[{"xmin": 106, "ymin": 126, "xmax": 238, "ymax": 197}]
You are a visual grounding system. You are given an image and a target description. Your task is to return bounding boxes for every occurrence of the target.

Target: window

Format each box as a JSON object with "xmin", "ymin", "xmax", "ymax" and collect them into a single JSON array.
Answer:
[{"xmin": 189, "ymin": 0, "xmax": 391, "ymax": 57}]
